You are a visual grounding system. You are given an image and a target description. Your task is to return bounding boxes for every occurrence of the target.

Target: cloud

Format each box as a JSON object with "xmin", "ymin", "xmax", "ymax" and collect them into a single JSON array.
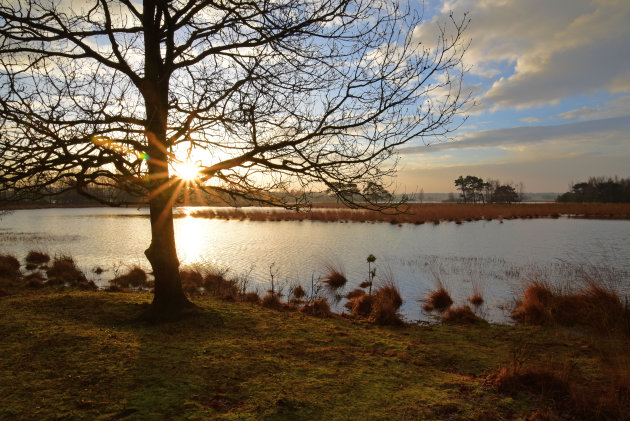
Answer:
[
  {"xmin": 398, "ymin": 115, "xmax": 630, "ymax": 155},
  {"xmin": 417, "ymin": 0, "xmax": 630, "ymax": 109},
  {"xmin": 557, "ymin": 95, "xmax": 630, "ymax": 121}
]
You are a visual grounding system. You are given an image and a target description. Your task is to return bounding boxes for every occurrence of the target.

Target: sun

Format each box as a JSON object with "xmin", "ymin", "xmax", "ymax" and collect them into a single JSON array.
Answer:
[{"xmin": 172, "ymin": 160, "xmax": 201, "ymax": 182}]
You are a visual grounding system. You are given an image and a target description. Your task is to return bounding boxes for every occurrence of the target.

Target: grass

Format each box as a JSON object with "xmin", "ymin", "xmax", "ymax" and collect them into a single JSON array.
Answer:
[
  {"xmin": 190, "ymin": 202, "xmax": 630, "ymax": 225},
  {"xmin": 1, "ymin": 288, "xmax": 623, "ymax": 420},
  {"xmin": 423, "ymin": 286, "xmax": 454, "ymax": 313}
]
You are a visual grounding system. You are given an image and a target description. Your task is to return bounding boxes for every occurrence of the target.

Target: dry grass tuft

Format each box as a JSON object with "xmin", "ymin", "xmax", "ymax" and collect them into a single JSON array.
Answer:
[
  {"xmin": 203, "ymin": 270, "xmax": 239, "ymax": 300},
  {"xmin": 46, "ymin": 256, "xmax": 85, "ymax": 284},
  {"xmin": 292, "ymin": 285, "xmax": 306, "ymax": 300},
  {"xmin": 358, "ymin": 281, "xmax": 371, "ymax": 289},
  {"xmin": 261, "ymin": 293, "xmax": 282, "ymax": 310},
  {"xmin": 25, "ymin": 250, "xmax": 50, "ymax": 265},
  {"xmin": 180, "ymin": 270, "xmax": 204, "ymax": 295},
  {"xmin": 468, "ymin": 292, "xmax": 484, "ymax": 307},
  {"xmin": 23, "ymin": 272, "xmax": 45, "ymax": 289},
  {"xmin": 112, "ymin": 266, "xmax": 147, "ymax": 288},
  {"xmin": 242, "ymin": 292, "xmax": 260, "ymax": 303},
  {"xmin": 349, "ymin": 294, "xmax": 374, "ymax": 317},
  {"xmin": 300, "ymin": 298, "xmax": 333, "ymax": 318},
  {"xmin": 0, "ymin": 254, "xmax": 20, "ymax": 280},
  {"xmin": 345, "ymin": 288, "xmax": 365, "ymax": 300},
  {"xmin": 512, "ymin": 277, "xmax": 629, "ymax": 333},
  {"xmin": 423, "ymin": 287, "xmax": 453, "ymax": 312},
  {"xmin": 369, "ymin": 282, "xmax": 404, "ymax": 326},
  {"xmin": 323, "ymin": 265, "xmax": 348, "ymax": 290},
  {"xmin": 442, "ymin": 305, "xmax": 485, "ymax": 325}
]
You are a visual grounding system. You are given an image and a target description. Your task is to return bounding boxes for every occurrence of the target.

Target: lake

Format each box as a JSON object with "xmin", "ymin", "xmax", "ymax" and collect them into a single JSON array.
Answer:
[{"xmin": 1, "ymin": 207, "xmax": 629, "ymax": 323}]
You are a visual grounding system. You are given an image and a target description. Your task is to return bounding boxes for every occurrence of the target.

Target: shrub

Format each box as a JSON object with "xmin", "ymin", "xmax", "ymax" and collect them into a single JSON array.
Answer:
[
  {"xmin": 112, "ymin": 266, "xmax": 147, "ymax": 288},
  {"xmin": 423, "ymin": 287, "xmax": 453, "ymax": 312},
  {"xmin": 442, "ymin": 306, "xmax": 485, "ymax": 325},
  {"xmin": 25, "ymin": 250, "xmax": 50, "ymax": 264},
  {"xmin": 0, "ymin": 254, "xmax": 20, "ymax": 280},
  {"xmin": 300, "ymin": 298, "xmax": 333, "ymax": 318}
]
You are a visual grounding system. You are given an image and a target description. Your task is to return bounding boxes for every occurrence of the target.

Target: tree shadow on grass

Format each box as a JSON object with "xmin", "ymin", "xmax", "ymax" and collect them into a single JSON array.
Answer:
[{"xmin": 20, "ymin": 292, "xmax": 225, "ymax": 332}]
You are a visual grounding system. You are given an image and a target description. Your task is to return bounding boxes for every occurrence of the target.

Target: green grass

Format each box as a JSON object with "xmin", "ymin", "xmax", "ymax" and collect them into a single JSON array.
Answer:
[{"xmin": 0, "ymin": 290, "xmax": 610, "ymax": 420}]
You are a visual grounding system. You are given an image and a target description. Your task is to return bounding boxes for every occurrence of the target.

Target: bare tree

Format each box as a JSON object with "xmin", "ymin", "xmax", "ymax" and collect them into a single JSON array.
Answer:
[{"xmin": 0, "ymin": 0, "xmax": 470, "ymax": 320}]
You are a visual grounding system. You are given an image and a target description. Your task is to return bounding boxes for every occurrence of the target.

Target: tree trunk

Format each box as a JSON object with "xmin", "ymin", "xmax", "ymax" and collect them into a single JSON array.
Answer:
[{"xmin": 138, "ymin": 0, "xmax": 195, "ymax": 322}]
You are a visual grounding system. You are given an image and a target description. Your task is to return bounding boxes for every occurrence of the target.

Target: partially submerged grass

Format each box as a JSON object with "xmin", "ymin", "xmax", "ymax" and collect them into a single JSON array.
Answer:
[
  {"xmin": 442, "ymin": 306, "xmax": 486, "ymax": 325},
  {"xmin": 111, "ymin": 266, "xmax": 148, "ymax": 288},
  {"xmin": 0, "ymin": 289, "xmax": 626, "ymax": 420},
  {"xmin": 512, "ymin": 275, "xmax": 629, "ymax": 335},
  {"xmin": 322, "ymin": 264, "xmax": 348, "ymax": 290},
  {"xmin": 191, "ymin": 202, "xmax": 630, "ymax": 225},
  {"xmin": 25, "ymin": 250, "xmax": 50, "ymax": 265},
  {"xmin": 423, "ymin": 286, "xmax": 454, "ymax": 313},
  {"xmin": 46, "ymin": 255, "xmax": 86, "ymax": 284}
]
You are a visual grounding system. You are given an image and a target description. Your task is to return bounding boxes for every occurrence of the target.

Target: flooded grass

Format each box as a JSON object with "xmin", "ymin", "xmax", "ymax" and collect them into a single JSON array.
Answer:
[{"xmin": 190, "ymin": 202, "xmax": 630, "ymax": 224}]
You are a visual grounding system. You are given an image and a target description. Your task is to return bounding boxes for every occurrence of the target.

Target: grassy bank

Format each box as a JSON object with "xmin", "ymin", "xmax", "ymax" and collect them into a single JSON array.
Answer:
[
  {"xmin": 191, "ymin": 202, "xmax": 630, "ymax": 224},
  {"xmin": 1, "ymin": 289, "xmax": 629, "ymax": 420}
]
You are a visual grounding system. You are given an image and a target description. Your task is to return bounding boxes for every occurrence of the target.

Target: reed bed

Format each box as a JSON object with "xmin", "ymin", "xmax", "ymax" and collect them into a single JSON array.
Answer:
[{"xmin": 191, "ymin": 202, "xmax": 630, "ymax": 224}]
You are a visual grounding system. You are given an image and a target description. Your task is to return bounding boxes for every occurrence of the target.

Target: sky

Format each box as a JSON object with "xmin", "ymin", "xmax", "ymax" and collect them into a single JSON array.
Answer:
[{"xmin": 395, "ymin": 0, "xmax": 630, "ymax": 193}]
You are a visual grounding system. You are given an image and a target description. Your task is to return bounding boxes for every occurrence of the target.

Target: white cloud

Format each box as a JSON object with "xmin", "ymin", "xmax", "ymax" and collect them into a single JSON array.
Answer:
[
  {"xmin": 557, "ymin": 95, "xmax": 630, "ymax": 121},
  {"xmin": 418, "ymin": 0, "xmax": 630, "ymax": 109},
  {"xmin": 398, "ymin": 115, "xmax": 630, "ymax": 154}
]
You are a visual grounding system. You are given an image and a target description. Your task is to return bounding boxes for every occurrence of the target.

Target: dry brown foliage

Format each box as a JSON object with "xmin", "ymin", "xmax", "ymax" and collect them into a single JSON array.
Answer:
[
  {"xmin": 261, "ymin": 293, "xmax": 282, "ymax": 310},
  {"xmin": 25, "ymin": 250, "xmax": 50, "ymax": 264},
  {"xmin": 112, "ymin": 267, "xmax": 148, "ymax": 288},
  {"xmin": 0, "ymin": 254, "xmax": 20, "ymax": 279},
  {"xmin": 423, "ymin": 287, "xmax": 453, "ymax": 312},
  {"xmin": 442, "ymin": 305, "xmax": 485, "ymax": 325},
  {"xmin": 46, "ymin": 256, "xmax": 85, "ymax": 284},
  {"xmin": 192, "ymin": 203, "xmax": 630, "ymax": 225},
  {"xmin": 512, "ymin": 279, "xmax": 628, "ymax": 333},
  {"xmin": 300, "ymin": 298, "xmax": 333, "ymax": 318},
  {"xmin": 345, "ymin": 288, "xmax": 365, "ymax": 299},
  {"xmin": 369, "ymin": 283, "xmax": 404, "ymax": 326}
]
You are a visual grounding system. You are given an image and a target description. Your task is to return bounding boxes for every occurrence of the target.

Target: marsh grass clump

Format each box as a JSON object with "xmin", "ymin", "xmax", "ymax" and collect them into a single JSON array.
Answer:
[
  {"xmin": 292, "ymin": 285, "xmax": 306, "ymax": 300},
  {"xmin": 300, "ymin": 298, "xmax": 333, "ymax": 318},
  {"xmin": 349, "ymin": 294, "xmax": 374, "ymax": 317},
  {"xmin": 46, "ymin": 255, "xmax": 85, "ymax": 284},
  {"xmin": 203, "ymin": 270, "xmax": 239, "ymax": 300},
  {"xmin": 180, "ymin": 270, "xmax": 204, "ymax": 295},
  {"xmin": 512, "ymin": 272, "xmax": 629, "ymax": 334},
  {"xmin": 111, "ymin": 266, "xmax": 148, "ymax": 288},
  {"xmin": 323, "ymin": 265, "xmax": 348, "ymax": 290},
  {"xmin": 0, "ymin": 254, "xmax": 20, "ymax": 280},
  {"xmin": 23, "ymin": 272, "xmax": 45, "ymax": 289},
  {"xmin": 242, "ymin": 292, "xmax": 260, "ymax": 303},
  {"xmin": 423, "ymin": 286, "xmax": 453, "ymax": 312},
  {"xmin": 25, "ymin": 250, "xmax": 50, "ymax": 265},
  {"xmin": 345, "ymin": 288, "xmax": 365, "ymax": 300},
  {"xmin": 261, "ymin": 293, "xmax": 282, "ymax": 310},
  {"xmin": 369, "ymin": 282, "xmax": 404, "ymax": 325},
  {"xmin": 442, "ymin": 306, "xmax": 485, "ymax": 325}
]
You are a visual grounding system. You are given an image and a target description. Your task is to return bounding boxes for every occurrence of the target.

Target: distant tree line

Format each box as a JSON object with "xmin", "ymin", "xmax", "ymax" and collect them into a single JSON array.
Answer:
[
  {"xmin": 556, "ymin": 177, "xmax": 630, "ymax": 203},
  {"xmin": 454, "ymin": 175, "xmax": 524, "ymax": 204}
]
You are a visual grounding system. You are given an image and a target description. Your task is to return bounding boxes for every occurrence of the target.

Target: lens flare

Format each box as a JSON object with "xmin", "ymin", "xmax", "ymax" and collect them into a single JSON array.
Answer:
[{"xmin": 173, "ymin": 160, "xmax": 200, "ymax": 182}]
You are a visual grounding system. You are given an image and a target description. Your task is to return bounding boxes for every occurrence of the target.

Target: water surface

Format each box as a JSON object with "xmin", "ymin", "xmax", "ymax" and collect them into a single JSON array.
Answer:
[{"xmin": 2, "ymin": 207, "xmax": 629, "ymax": 322}]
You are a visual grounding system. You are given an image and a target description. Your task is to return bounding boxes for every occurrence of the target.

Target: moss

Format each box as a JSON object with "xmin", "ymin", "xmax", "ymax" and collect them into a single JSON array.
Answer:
[{"xmin": 0, "ymin": 290, "xmax": 614, "ymax": 420}]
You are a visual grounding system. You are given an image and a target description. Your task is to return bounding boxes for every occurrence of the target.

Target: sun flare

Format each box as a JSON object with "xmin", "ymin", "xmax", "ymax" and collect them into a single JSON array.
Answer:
[{"xmin": 173, "ymin": 160, "xmax": 201, "ymax": 182}]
